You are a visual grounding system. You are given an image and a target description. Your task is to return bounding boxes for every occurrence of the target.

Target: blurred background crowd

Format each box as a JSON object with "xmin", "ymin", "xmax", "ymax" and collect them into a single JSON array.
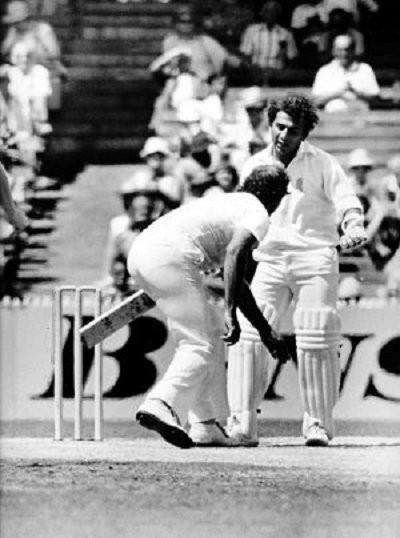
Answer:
[{"xmin": 0, "ymin": 0, "xmax": 399, "ymax": 303}]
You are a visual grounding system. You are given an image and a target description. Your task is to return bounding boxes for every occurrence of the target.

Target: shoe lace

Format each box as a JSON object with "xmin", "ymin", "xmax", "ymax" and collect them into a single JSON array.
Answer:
[
  {"xmin": 214, "ymin": 420, "xmax": 229, "ymax": 439},
  {"xmin": 162, "ymin": 400, "xmax": 182, "ymax": 426}
]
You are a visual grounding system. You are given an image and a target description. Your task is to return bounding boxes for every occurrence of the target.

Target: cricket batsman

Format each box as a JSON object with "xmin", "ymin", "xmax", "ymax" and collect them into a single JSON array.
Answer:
[
  {"xmin": 227, "ymin": 94, "xmax": 367, "ymax": 447},
  {"xmin": 128, "ymin": 165, "xmax": 291, "ymax": 448}
]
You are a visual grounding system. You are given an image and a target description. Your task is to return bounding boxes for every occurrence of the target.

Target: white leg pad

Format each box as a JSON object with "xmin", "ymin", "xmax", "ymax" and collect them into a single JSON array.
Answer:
[
  {"xmin": 227, "ymin": 304, "xmax": 276, "ymax": 438},
  {"xmin": 294, "ymin": 307, "xmax": 341, "ymax": 439},
  {"xmin": 227, "ymin": 339, "xmax": 268, "ymax": 438}
]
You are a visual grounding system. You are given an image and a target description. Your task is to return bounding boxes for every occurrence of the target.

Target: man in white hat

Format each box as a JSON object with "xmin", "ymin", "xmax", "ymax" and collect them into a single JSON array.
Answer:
[
  {"xmin": 140, "ymin": 136, "xmax": 186, "ymax": 210},
  {"xmin": 312, "ymin": 34, "xmax": 380, "ymax": 112},
  {"xmin": 347, "ymin": 148, "xmax": 375, "ymax": 197},
  {"xmin": 102, "ymin": 169, "xmax": 166, "ymax": 280}
]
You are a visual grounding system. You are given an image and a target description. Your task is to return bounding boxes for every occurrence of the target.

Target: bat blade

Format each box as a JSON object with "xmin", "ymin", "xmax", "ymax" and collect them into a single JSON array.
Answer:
[{"xmin": 80, "ymin": 290, "xmax": 156, "ymax": 348}]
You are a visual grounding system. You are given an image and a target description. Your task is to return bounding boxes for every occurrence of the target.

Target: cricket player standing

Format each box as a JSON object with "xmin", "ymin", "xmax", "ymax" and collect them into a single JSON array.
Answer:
[
  {"xmin": 228, "ymin": 94, "xmax": 367, "ymax": 447},
  {"xmin": 128, "ymin": 165, "xmax": 290, "ymax": 448}
]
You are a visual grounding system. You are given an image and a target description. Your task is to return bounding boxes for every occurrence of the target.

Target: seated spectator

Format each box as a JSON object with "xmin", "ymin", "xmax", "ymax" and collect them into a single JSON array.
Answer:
[
  {"xmin": 222, "ymin": 86, "xmax": 270, "ymax": 172},
  {"xmin": 321, "ymin": 8, "xmax": 364, "ymax": 60},
  {"xmin": 347, "ymin": 148, "xmax": 376, "ymax": 199},
  {"xmin": 161, "ymin": 6, "xmax": 240, "ymax": 82},
  {"xmin": 173, "ymin": 131, "xmax": 217, "ymax": 199},
  {"xmin": 103, "ymin": 172, "xmax": 163, "ymax": 278},
  {"xmin": 8, "ymin": 41, "xmax": 52, "ymax": 132},
  {"xmin": 240, "ymin": 0, "xmax": 297, "ymax": 76},
  {"xmin": 204, "ymin": 164, "xmax": 239, "ymax": 197},
  {"xmin": 1, "ymin": 0, "xmax": 66, "ymax": 110},
  {"xmin": 297, "ymin": 13, "xmax": 327, "ymax": 67},
  {"xmin": 200, "ymin": 74, "xmax": 227, "ymax": 139},
  {"xmin": 382, "ymin": 154, "xmax": 400, "ymax": 212},
  {"xmin": 291, "ymin": 0, "xmax": 328, "ymax": 45},
  {"xmin": 139, "ymin": 136, "xmax": 186, "ymax": 210},
  {"xmin": 100, "ymin": 254, "xmax": 136, "ymax": 304},
  {"xmin": 311, "ymin": 34, "xmax": 380, "ymax": 112},
  {"xmin": 323, "ymin": 0, "xmax": 378, "ymax": 26},
  {"xmin": 149, "ymin": 48, "xmax": 207, "ymax": 133}
]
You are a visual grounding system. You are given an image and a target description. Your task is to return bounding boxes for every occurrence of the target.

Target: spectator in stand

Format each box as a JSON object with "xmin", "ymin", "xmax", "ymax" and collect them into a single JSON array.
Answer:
[
  {"xmin": 102, "ymin": 171, "xmax": 164, "ymax": 280},
  {"xmin": 223, "ymin": 86, "xmax": 271, "ymax": 172},
  {"xmin": 174, "ymin": 130, "xmax": 218, "ymax": 201},
  {"xmin": 99, "ymin": 254, "xmax": 136, "ymax": 305},
  {"xmin": 204, "ymin": 164, "xmax": 239, "ymax": 197},
  {"xmin": 1, "ymin": 0, "xmax": 66, "ymax": 111},
  {"xmin": 240, "ymin": 0, "xmax": 297, "ymax": 78},
  {"xmin": 149, "ymin": 48, "xmax": 206, "ymax": 134},
  {"xmin": 347, "ymin": 148, "xmax": 376, "ymax": 200},
  {"xmin": 139, "ymin": 136, "xmax": 187, "ymax": 212},
  {"xmin": 321, "ymin": 8, "xmax": 364, "ymax": 60},
  {"xmin": 161, "ymin": 6, "xmax": 240, "ymax": 82},
  {"xmin": 312, "ymin": 34, "xmax": 380, "ymax": 112},
  {"xmin": 291, "ymin": 0, "xmax": 328, "ymax": 45},
  {"xmin": 8, "ymin": 41, "xmax": 52, "ymax": 133},
  {"xmin": 382, "ymin": 154, "xmax": 400, "ymax": 210},
  {"xmin": 357, "ymin": 155, "xmax": 400, "ymax": 292},
  {"xmin": 200, "ymin": 74, "xmax": 227, "ymax": 140},
  {"xmin": 323, "ymin": 0, "xmax": 379, "ymax": 26}
]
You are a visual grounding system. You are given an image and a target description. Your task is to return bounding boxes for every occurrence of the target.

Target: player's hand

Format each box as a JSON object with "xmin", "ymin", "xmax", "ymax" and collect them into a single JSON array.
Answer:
[
  {"xmin": 222, "ymin": 311, "xmax": 240, "ymax": 346},
  {"xmin": 339, "ymin": 226, "xmax": 367, "ymax": 252},
  {"xmin": 260, "ymin": 328, "xmax": 291, "ymax": 363}
]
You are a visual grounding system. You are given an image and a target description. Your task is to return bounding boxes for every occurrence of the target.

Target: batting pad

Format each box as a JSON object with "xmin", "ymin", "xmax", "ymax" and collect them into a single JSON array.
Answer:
[
  {"xmin": 227, "ymin": 339, "xmax": 268, "ymax": 438},
  {"xmin": 298, "ymin": 349, "xmax": 339, "ymax": 438},
  {"xmin": 294, "ymin": 306, "xmax": 341, "ymax": 438}
]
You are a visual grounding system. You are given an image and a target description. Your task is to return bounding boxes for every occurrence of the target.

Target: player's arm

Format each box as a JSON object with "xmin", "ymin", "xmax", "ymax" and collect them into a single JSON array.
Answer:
[
  {"xmin": 223, "ymin": 227, "xmax": 258, "ymax": 345},
  {"xmin": 0, "ymin": 162, "xmax": 28, "ymax": 232},
  {"xmin": 323, "ymin": 157, "xmax": 367, "ymax": 251},
  {"xmin": 222, "ymin": 227, "xmax": 291, "ymax": 361}
]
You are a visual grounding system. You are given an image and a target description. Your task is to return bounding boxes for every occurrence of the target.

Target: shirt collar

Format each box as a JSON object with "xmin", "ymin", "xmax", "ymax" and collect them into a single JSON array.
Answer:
[{"xmin": 331, "ymin": 59, "xmax": 360, "ymax": 72}]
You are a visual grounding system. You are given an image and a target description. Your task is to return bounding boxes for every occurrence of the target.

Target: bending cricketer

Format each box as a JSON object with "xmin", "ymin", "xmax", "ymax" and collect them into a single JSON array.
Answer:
[{"xmin": 128, "ymin": 165, "xmax": 290, "ymax": 448}]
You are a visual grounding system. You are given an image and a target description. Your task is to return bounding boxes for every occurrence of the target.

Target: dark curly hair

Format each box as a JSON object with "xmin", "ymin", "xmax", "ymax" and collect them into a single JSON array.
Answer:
[
  {"xmin": 267, "ymin": 94, "xmax": 319, "ymax": 137},
  {"xmin": 239, "ymin": 164, "xmax": 289, "ymax": 210}
]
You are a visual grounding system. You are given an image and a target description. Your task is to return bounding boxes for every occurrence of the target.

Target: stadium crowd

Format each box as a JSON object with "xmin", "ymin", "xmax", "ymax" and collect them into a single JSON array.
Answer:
[
  {"xmin": 0, "ymin": 0, "xmax": 66, "ymax": 297},
  {"xmin": 1, "ymin": 0, "xmax": 399, "ymax": 302}
]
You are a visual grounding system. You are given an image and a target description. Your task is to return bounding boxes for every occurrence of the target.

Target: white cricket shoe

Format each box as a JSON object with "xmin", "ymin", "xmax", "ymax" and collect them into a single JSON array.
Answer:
[
  {"xmin": 227, "ymin": 415, "xmax": 259, "ymax": 447},
  {"xmin": 304, "ymin": 423, "xmax": 329, "ymax": 447},
  {"xmin": 136, "ymin": 398, "xmax": 194, "ymax": 449},
  {"xmin": 189, "ymin": 420, "xmax": 240, "ymax": 447}
]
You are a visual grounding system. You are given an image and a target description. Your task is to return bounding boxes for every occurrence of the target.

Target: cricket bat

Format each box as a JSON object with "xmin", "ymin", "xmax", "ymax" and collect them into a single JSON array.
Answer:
[{"xmin": 80, "ymin": 290, "xmax": 156, "ymax": 348}]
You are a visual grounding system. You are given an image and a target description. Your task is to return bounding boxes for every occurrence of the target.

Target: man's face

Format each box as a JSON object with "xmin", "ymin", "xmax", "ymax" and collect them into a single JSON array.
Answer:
[
  {"xmin": 334, "ymin": 42, "xmax": 354, "ymax": 67},
  {"xmin": 111, "ymin": 261, "xmax": 128, "ymax": 289},
  {"xmin": 146, "ymin": 152, "xmax": 166, "ymax": 174},
  {"xmin": 128, "ymin": 194, "xmax": 154, "ymax": 222},
  {"xmin": 351, "ymin": 165, "xmax": 370, "ymax": 185},
  {"xmin": 271, "ymin": 111, "xmax": 305, "ymax": 161},
  {"xmin": 215, "ymin": 167, "xmax": 235, "ymax": 191},
  {"xmin": 262, "ymin": 2, "xmax": 279, "ymax": 26}
]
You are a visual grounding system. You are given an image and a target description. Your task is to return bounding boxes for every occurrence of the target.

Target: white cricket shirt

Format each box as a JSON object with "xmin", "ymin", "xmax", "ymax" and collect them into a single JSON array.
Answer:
[
  {"xmin": 240, "ymin": 141, "xmax": 362, "ymax": 254},
  {"xmin": 142, "ymin": 192, "xmax": 270, "ymax": 271}
]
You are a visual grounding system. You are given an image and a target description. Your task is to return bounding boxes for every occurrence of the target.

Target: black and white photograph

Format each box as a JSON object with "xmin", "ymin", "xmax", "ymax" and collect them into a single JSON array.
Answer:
[{"xmin": 0, "ymin": 0, "xmax": 399, "ymax": 536}]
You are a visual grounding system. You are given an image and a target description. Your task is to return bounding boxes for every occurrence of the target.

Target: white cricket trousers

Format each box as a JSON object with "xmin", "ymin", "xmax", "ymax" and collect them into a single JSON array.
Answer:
[
  {"xmin": 233, "ymin": 246, "xmax": 341, "ymax": 437},
  {"xmin": 128, "ymin": 231, "xmax": 228, "ymax": 424}
]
